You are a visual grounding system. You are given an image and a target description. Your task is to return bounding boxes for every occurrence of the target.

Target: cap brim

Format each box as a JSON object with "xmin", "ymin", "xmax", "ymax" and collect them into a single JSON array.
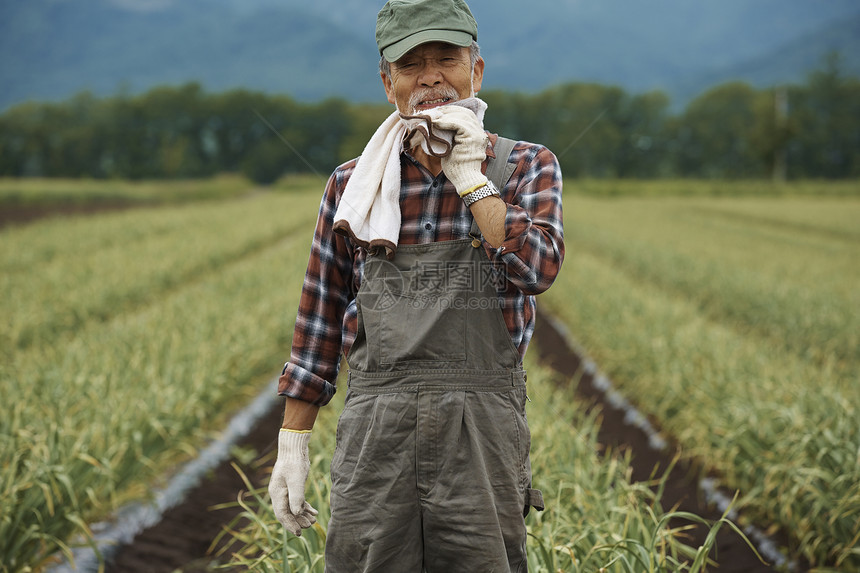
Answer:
[{"xmin": 382, "ymin": 29, "xmax": 473, "ymax": 62}]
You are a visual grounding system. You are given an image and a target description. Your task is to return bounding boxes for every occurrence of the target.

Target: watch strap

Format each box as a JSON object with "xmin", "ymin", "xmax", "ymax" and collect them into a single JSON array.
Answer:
[{"xmin": 462, "ymin": 181, "xmax": 500, "ymax": 207}]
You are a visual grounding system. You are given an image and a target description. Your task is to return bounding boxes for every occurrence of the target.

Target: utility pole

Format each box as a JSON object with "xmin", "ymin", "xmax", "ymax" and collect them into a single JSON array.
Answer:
[{"xmin": 773, "ymin": 87, "xmax": 788, "ymax": 183}]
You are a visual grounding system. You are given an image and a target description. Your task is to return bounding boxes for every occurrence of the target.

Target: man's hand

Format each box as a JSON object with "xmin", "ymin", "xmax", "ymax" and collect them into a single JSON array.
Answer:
[
  {"xmin": 268, "ymin": 429, "xmax": 318, "ymax": 536},
  {"xmin": 431, "ymin": 105, "xmax": 489, "ymax": 195}
]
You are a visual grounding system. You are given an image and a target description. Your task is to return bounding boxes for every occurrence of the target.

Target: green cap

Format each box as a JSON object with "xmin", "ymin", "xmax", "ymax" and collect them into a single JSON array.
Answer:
[{"xmin": 376, "ymin": 0, "xmax": 478, "ymax": 63}]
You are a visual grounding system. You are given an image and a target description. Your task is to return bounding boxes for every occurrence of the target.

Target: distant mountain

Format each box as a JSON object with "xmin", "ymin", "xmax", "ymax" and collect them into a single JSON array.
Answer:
[
  {"xmin": 1, "ymin": 0, "xmax": 858, "ymax": 111},
  {"xmin": 673, "ymin": 11, "xmax": 860, "ymax": 103},
  {"xmin": 0, "ymin": 0, "xmax": 380, "ymax": 108},
  {"xmin": 470, "ymin": 0, "xmax": 860, "ymax": 105}
]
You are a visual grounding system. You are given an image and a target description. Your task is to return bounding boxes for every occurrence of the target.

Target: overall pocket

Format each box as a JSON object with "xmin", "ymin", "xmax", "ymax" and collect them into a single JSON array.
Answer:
[{"xmin": 373, "ymin": 272, "xmax": 467, "ymax": 365}]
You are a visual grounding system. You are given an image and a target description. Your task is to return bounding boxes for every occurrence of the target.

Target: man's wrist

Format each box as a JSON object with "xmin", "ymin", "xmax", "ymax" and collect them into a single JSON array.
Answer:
[{"xmin": 281, "ymin": 396, "xmax": 320, "ymax": 431}]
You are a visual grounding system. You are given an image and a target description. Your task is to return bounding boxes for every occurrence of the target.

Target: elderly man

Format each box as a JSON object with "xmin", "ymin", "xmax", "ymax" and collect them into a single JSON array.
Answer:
[{"xmin": 268, "ymin": 0, "xmax": 564, "ymax": 570}]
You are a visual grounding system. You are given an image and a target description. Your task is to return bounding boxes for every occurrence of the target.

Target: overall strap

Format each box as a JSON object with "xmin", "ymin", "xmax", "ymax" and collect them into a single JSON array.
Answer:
[
  {"xmin": 486, "ymin": 136, "xmax": 517, "ymax": 190},
  {"xmin": 470, "ymin": 136, "xmax": 517, "ymax": 238}
]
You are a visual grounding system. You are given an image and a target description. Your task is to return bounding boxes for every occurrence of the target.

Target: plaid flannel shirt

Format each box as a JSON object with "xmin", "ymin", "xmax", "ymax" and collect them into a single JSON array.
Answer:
[{"xmin": 279, "ymin": 133, "xmax": 564, "ymax": 405}]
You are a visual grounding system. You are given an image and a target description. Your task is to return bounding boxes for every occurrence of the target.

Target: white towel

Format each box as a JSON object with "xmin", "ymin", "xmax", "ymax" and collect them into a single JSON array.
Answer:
[{"xmin": 333, "ymin": 98, "xmax": 487, "ymax": 258}]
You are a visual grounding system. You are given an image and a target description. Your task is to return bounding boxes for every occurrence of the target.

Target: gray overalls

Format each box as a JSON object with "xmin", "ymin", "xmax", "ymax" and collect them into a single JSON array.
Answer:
[{"xmin": 325, "ymin": 140, "xmax": 542, "ymax": 572}]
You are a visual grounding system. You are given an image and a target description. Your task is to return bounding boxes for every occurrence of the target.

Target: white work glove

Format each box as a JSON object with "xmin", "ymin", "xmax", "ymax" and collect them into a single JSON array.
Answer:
[
  {"xmin": 268, "ymin": 429, "xmax": 318, "ymax": 536},
  {"xmin": 431, "ymin": 105, "xmax": 489, "ymax": 196}
]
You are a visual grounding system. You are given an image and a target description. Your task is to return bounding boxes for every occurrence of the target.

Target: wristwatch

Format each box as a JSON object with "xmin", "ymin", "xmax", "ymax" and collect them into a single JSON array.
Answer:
[{"xmin": 462, "ymin": 181, "xmax": 500, "ymax": 207}]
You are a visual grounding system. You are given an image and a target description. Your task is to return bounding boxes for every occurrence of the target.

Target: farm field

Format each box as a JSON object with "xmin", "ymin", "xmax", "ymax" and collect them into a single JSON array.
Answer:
[
  {"xmin": 0, "ymin": 179, "xmax": 321, "ymax": 571},
  {"xmin": 1, "ymin": 177, "xmax": 856, "ymax": 571},
  {"xmin": 0, "ymin": 176, "xmax": 253, "ymax": 229},
  {"xmin": 542, "ymin": 187, "xmax": 860, "ymax": 570},
  {"xmin": 0, "ymin": 175, "xmax": 251, "ymax": 208},
  {"xmin": 2, "ymin": 177, "xmax": 725, "ymax": 572}
]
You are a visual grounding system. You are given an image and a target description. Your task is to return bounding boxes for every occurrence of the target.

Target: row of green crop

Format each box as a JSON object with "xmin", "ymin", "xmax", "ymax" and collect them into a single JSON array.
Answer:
[
  {"xmin": 0, "ymin": 189, "xmax": 322, "ymax": 571},
  {"xmin": 215, "ymin": 358, "xmax": 741, "ymax": 572},
  {"xmin": 568, "ymin": 195, "xmax": 860, "ymax": 377},
  {"xmin": 542, "ymin": 190, "xmax": 860, "ymax": 569},
  {"xmin": 0, "ymin": 179, "xmax": 321, "ymax": 356},
  {"xmin": 0, "ymin": 174, "xmax": 252, "ymax": 207},
  {"xmin": 570, "ymin": 178, "xmax": 860, "ymax": 198}
]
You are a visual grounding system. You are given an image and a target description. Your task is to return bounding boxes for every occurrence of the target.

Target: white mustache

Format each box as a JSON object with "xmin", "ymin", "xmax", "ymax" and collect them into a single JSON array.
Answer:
[{"xmin": 408, "ymin": 87, "xmax": 460, "ymax": 113}]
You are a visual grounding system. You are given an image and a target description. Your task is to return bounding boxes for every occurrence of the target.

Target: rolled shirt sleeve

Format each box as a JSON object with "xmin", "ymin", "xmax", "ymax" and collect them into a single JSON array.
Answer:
[{"xmin": 278, "ymin": 167, "xmax": 355, "ymax": 406}]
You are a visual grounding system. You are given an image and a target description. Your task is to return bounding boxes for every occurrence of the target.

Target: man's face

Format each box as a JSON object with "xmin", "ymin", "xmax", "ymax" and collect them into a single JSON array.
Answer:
[{"xmin": 381, "ymin": 42, "xmax": 484, "ymax": 115}]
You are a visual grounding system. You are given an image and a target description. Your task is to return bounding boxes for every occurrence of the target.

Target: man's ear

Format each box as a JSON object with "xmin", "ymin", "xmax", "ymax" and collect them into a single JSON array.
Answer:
[
  {"xmin": 381, "ymin": 71, "xmax": 396, "ymax": 105},
  {"xmin": 471, "ymin": 57, "xmax": 485, "ymax": 94}
]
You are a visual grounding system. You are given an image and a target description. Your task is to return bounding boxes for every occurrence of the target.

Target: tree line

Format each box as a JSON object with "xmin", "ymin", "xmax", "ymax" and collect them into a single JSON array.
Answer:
[{"xmin": 1, "ymin": 55, "xmax": 856, "ymax": 183}]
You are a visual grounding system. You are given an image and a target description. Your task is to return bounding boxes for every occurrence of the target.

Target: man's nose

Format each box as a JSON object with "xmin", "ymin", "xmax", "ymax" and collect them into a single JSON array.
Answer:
[{"xmin": 418, "ymin": 63, "xmax": 443, "ymax": 86}]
